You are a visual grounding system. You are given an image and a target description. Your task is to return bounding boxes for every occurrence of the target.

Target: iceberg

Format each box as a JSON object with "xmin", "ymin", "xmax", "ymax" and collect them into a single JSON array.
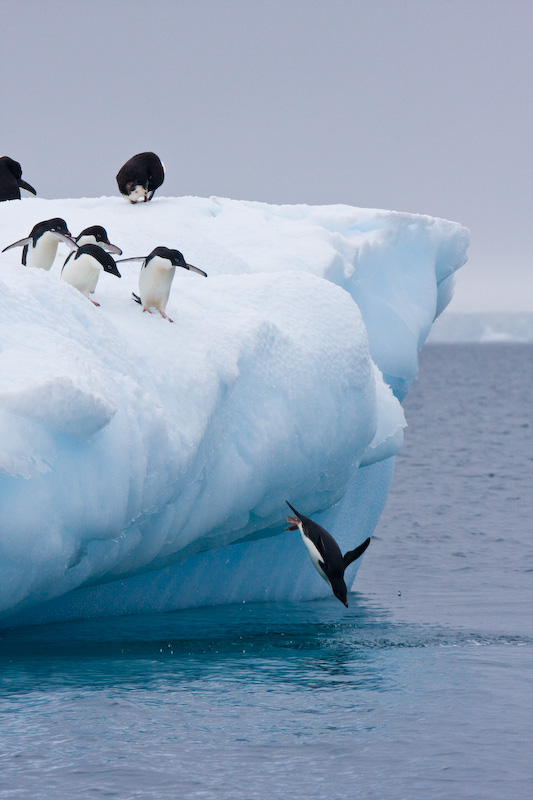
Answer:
[{"xmin": 0, "ymin": 196, "xmax": 469, "ymax": 626}]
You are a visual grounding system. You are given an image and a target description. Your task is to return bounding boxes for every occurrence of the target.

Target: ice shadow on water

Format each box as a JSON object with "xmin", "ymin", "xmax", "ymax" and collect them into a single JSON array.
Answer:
[{"xmin": 1, "ymin": 594, "xmax": 529, "ymax": 698}]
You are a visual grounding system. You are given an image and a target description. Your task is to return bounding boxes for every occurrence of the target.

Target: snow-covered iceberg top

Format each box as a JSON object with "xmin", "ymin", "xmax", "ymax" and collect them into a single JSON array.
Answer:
[{"xmin": 0, "ymin": 196, "xmax": 468, "ymax": 622}]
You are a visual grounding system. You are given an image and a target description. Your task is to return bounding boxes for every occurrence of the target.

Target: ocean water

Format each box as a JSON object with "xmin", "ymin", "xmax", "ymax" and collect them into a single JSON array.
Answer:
[{"xmin": 1, "ymin": 344, "xmax": 531, "ymax": 800}]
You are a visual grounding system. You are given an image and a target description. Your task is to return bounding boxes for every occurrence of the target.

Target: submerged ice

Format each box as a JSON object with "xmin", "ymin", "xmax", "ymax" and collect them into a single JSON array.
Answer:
[{"xmin": 0, "ymin": 196, "xmax": 469, "ymax": 624}]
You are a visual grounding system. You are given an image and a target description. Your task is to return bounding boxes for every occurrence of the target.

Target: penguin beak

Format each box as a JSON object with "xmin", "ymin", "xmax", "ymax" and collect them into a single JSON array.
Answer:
[
  {"xmin": 185, "ymin": 264, "xmax": 208, "ymax": 277},
  {"xmin": 105, "ymin": 263, "xmax": 121, "ymax": 278},
  {"xmin": 17, "ymin": 179, "xmax": 37, "ymax": 195}
]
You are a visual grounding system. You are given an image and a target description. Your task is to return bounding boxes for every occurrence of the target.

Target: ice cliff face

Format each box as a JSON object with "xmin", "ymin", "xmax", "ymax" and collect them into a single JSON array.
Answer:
[{"xmin": 0, "ymin": 196, "xmax": 469, "ymax": 625}]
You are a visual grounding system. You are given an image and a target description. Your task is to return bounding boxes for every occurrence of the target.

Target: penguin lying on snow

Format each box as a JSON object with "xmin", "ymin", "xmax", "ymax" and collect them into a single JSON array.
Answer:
[
  {"xmin": 61, "ymin": 243, "xmax": 121, "ymax": 305},
  {"xmin": 2, "ymin": 218, "xmax": 76, "ymax": 270},
  {"xmin": 118, "ymin": 246, "xmax": 207, "ymax": 322},
  {"xmin": 116, "ymin": 152, "xmax": 165, "ymax": 203},
  {"xmin": 0, "ymin": 156, "xmax": 37, "ymax": 201},
  {"xmin": 286, "ymin": 501, "xmax": 371, "ymax": 607}
]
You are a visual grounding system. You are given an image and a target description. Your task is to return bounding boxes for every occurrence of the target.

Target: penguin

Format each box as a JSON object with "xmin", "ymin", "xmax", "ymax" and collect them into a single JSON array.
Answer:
[
  {"xmin": 116, "ymin": 152, "xmax": 165, "ymax": 203},
  {"xmin": 0, "ymin": 156, "xmax": 37, "ymax": 201},
  {"xmin": 118, "ymin": 246, "xmax": 207, "ymax": 322},
  {"xmin": 2, "ymin": 218, "xmax": 76, "ymax": 270},
  {"xmin": 61, "ymin": 243, "xmax": 121, "ymax": 306},
  {"xmin": 285, "ymin": 501, "xmax": 371, "ymax": 608},
  {"xmin": 62, "ymin": 226, "xmax": 123, "ymax": 284},
  {"xmin": 74, "ymin": 225, "xmax": 122, "ymax": 254}
]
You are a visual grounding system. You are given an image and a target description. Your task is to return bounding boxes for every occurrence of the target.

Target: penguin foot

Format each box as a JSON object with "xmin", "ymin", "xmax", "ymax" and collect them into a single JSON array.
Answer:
[
  {"xmin": 160, "ymin": 311, "xmax": 174, "ymax": 323},
  {"xmin": 142, "ymin": 308, "xmax": 153, "ymax": 314},
  {"xmin": 286, "ymin": 515, "xmax": 299, "ymax": 531},
  {"xmin": 91, "ymin": 300, "xmax": 101, "ymax": 307}
]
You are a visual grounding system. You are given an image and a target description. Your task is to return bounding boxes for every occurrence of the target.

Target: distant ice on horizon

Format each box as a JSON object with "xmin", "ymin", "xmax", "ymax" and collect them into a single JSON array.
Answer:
[{"xmin": 428, "ymin": 311, "xmax": 533, "ymax": 343}]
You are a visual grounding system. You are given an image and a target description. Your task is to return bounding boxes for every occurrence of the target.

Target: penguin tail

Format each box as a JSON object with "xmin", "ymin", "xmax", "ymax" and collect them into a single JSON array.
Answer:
[
  {"xmin": 343, "ymin": 538, "xmax": 371, "ymax": 569},
  {"xmin": 132, "ymin": 292, "xmax": 142, "ymax": 305}
]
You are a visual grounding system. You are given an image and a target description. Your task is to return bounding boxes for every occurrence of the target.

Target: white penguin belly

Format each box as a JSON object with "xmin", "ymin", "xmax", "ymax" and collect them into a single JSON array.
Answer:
[
  {"xmin": 62, "ymin": 254, "xmax": 101, "ymax": 297},
  {"xmin": 139, "ymin": 261, "xmax": 175, "ymax": 312},
  {"xmin": 297, "ymin": 524, "xmax": 329, "ymax": 584},
  {"xmin": 26, "ymin": 232, "xmax": 59, "ymax": 270}
]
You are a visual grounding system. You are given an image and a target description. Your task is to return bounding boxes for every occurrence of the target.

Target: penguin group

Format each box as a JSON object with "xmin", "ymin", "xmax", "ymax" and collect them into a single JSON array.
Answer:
[
  {"xmin": 1, "ymin": 152, "xmax": 208, "ymax": 317},
  {"xmin": 2, "ymin": 219, "xmax": 207, "ymax": 317}
]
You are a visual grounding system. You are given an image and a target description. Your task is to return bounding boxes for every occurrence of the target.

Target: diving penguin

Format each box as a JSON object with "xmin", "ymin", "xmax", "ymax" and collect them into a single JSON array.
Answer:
[
  {"xmin": 61, "ymin": 243, "xmax": 121, "ymax": 305},
  {"xmin": 285, "ymin": 501, "xmax": 371, "ymax": 607},
  {"xmin": 0, "ymin": 156, "xmax": 37, "ymax": 201},
  {"xmin": 2, "ymin": 218, "xmax": 76, "ymax": 270},
  {"xmin": 116, "ymin": 152, "xmax": 165, "ymax": 203},
  {"xmin": 118, "ymin": 246, "xmax": 207, "ymax": 322}
]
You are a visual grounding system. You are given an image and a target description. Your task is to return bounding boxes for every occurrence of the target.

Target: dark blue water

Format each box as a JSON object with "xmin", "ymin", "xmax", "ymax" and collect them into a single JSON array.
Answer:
[{"xmin": 1, "ymin": 344, "xmax": 532, "ymax": 800}]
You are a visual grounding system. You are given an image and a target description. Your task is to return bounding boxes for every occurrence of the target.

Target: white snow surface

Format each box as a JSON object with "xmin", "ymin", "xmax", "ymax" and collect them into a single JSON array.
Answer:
[{"xmin": 0, "ymin": 196, "xmax": 469, "ymax": 624}]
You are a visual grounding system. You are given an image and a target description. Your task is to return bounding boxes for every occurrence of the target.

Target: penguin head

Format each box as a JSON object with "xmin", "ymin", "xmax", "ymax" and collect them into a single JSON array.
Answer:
[
  {"xmin": 49, "ymin": 218, "xmax": 72, "ymax": 235},
  {"xmin": 31, "ymin": 217, "xmax": 72, "ymax": 239},
  {"xmin": 75, "ymin": 244, "xmax": 121, "ymax": 277},
  {"xmin": 146, "ymin": 247, "xmax": 208, "ymax": 276},
  {"xmin": 330, "ymin": 575, "xmax": 349, "ymax": 608},
  {"xmin": 76, "ymin": 225, "xmax": 109, "ymax": 244}
]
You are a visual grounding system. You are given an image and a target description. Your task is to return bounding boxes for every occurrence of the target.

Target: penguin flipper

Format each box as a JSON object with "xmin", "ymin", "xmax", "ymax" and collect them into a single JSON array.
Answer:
[
  {"xmin": 54, "ymin": 232, "xmax": 78, "ymax": 250},
  {"xmin": 61, "ymin": 250, "xmax": 75, "ymax": 272},
  {"xmin": 2, "ymin": 237, "xmax": 32, "ymax": 252},
  {"xmin": 132, "ymin": 292, "xmax": 142, "ymax": 305},
  {"xmin": 117, "ymin": 257, "xmax": 146, "ymax": 264},
  {"xmin": 185, "ymin": 264, "xmax": 208, "ymax": 277},
  {"xmin": 18, "ymin": 179, "xmax": 37, "ymax": 195},
  {"xmin": 343, "ymin": 538, "xmax": 371, "ymax": 569},
  {"xmin": 102, "ymin": 243, "xmax": 123, "ymax": 255}
]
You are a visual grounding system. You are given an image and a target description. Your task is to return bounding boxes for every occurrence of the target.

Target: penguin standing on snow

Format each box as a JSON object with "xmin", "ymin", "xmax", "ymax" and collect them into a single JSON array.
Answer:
[
  {"xmin": 116, "ymin": 152, "xmax": 165, "ymax": 203},
  {"xmin": 0, "ymin": 156, "xmax": 37, "ymax": 201},
  {"xmin": 2, "ymin": 218, "xmax": 76, "ymax": 270},
  {"xmin": 61, "ymin": 243, "xmax": 121, "ymax": 306},
  {"xmin": 62, "ymin": 226, "xmax": 123, "ymax": 288},
  {"xmin": 118, "ymin": 246, "xmax": 207, "ymax": 322},
  {"xmin": 285, "ymin": 501, "xmax": 371, "ymax": 607}
]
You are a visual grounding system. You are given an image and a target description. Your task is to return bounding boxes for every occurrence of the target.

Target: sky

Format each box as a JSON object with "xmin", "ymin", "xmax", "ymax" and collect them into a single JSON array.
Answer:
[{"xmin": 1, "ymin": 0, "xmax": 531, "ymax": 313}]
